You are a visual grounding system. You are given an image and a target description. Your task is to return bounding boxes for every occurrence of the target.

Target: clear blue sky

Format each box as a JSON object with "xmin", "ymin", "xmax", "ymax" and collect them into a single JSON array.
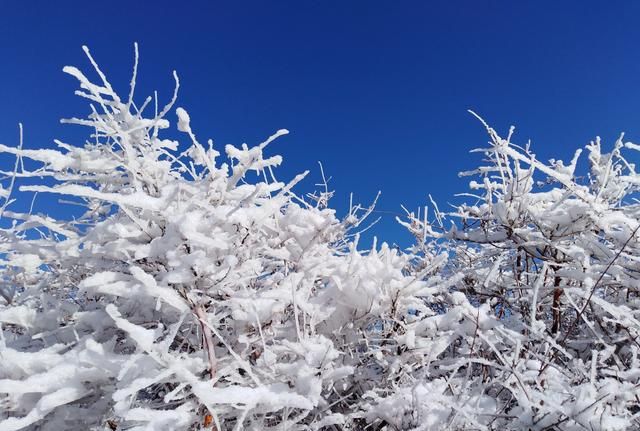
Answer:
[{"xmin": 1, "ymin": 1, "xmax": 640, "ymax": 245}]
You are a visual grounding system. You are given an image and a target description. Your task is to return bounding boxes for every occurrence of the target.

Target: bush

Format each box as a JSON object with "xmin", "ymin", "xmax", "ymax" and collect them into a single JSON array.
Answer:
[{"xmin": 1, "ymin": 46, "xmax": 640, "ymax": 431}]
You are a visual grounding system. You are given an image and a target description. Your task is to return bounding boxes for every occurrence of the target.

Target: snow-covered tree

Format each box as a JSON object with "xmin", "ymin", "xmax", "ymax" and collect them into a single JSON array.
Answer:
[
  {"xmin": 397, "ymin": 115, "xmax": 640, "ymax": 430},
  {"xmin": 0, "ymin": 46, "xmax": 434, "ymax": 431}
]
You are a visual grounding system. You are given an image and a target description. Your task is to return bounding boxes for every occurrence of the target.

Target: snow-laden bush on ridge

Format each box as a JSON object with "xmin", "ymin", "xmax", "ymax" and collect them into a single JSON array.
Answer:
[
  {"xmin": 1, "ymin": 46, "xmax": 640, "ymax": 430},
  {"xmin": 393, "ymin": 117, "xmax": 640, "ymax": 430},
  {"xmin": 0, "ymin": 46, "xmax": 437, "ymax": 431}
]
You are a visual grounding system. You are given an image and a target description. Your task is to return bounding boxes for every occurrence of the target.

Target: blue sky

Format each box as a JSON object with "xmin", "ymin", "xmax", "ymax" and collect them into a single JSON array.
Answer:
[{"xmin": 1, "ymin": 1, "xmax": 640, "ymax": 245}]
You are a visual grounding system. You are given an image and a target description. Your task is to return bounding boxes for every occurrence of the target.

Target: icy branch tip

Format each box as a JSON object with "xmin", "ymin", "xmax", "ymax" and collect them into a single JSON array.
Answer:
[
  {"xmin": 259, "ymin": 129, "xmax": 290, "ymax": 150},
  {"xmin": 176, "ymin": 107, "xmax": 191, "ymax": 133}
]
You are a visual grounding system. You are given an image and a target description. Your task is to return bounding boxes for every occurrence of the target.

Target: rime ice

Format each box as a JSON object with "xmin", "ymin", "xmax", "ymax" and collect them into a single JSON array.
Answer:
[{"xmin": 1, "ymin": 49, "xmax": 640, "ymax": 431}]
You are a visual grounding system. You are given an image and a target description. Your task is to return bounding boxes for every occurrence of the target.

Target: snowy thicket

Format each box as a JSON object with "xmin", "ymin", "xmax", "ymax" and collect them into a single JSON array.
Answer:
[{"xmin": 2, "ymin": 48, "xmax": 640, "ymax": 431}]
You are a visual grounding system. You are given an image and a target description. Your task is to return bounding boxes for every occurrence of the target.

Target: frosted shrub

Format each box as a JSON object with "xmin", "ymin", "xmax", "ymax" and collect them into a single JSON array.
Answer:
[
  {"xmin": 0, "ymin": 47, "xmax": 434, "ymax": 431},
  {"xmin": 395, "ymin": 115, "xmax": 640, "ymax": 430}
]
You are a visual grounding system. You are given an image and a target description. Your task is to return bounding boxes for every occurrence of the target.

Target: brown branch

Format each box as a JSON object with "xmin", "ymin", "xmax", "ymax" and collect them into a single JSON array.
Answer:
[{"xmin": 194, "ymin": 305, "xmax": 217, "ymax": 381}]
